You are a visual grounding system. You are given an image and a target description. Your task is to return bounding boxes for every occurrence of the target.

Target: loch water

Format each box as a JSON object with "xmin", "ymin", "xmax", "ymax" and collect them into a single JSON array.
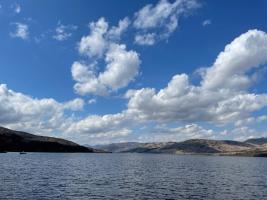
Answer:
[{"xmin": 1, "ymin": 153, "xmax": 267, "ymax": 200}]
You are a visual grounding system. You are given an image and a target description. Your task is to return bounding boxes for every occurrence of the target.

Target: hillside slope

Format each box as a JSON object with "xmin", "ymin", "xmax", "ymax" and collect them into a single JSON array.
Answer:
[
  {"xmin": 96, "ymin": 139, "xmax": 267, "ymax": 157},
  {"xmin": 0, "ymin": 126, "xmax": 95, "ymax": 153}
]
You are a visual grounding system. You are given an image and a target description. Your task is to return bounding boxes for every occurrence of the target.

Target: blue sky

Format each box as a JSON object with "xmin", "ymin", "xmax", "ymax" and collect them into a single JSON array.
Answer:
[{"xmin": 1, "ymin": 0, "xmax": 267, "ymax": 144}]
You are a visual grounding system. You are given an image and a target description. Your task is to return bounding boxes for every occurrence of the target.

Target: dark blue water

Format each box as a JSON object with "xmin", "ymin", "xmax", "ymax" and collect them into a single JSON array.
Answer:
[{"xmin": 1, "ymin": 153, "xmax": 267, "ymax": 200}]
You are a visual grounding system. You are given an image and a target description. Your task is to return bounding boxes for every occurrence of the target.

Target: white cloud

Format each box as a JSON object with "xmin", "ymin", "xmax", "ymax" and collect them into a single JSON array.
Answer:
[
  {"xmin": 67, "ymin": 30, "xmax": 267, "ymax": 143},
  {"xmin": 137, "ymin": 124, "xmax": 215, "ymax": 143},
  {"xmin": 0, "ymin": 84, "xmax": 84, "ymax": 136},
  {"xmin": 73, "ymin": 18, "xmax": 140, "ymax": 96},
  {"xmin": 72, "ymin": 61, "xmax": 108, "ymax": 96},
  {"xmin": 107, "ymin": 17, "xmax": 130, "ymax": 40},
  {"xmin": 78, "ymin": 17, "xmax": 109, "ymax": 58},
  {"xmin": 232, "ymin": 126, "xmax": 267, "ymax": 141},
  {"xmin": 4, "ymin": 27, "xmax": 267, "ymax": 144},
  {"xmin": 202, "ymin": 29, "xmax": 267, "ymax": 91},
  {"xmin": 99, "ymin": 44, "xmax": 140, "ymax": 90},
  {"xmin": 53, "ymin": 22, "xmax": 77, "ymax": 41},
  {"xmin": 202, "ymin": 19, "xmax": 211, "ymax": 26},
  {"xmin": 133, "ymin": 0, "xmax": 200, "ymax": 45},
  {"xmin": 135, "ymin": 33, "xmax": 156, "ymax": 46},
  {"xmin": 63, "ymin": 98, "xmax": 85, "ymax": 111},
  {"xmin": 72, "ymin": 44, "xmax": 140, "ymax": 95},
  {"xmin": 124, "ymin": 30, "xmax": 267, "ymax": 124},
  {"xmin": 235, "ymin": 115, "xmax": 267, "ymax": 127},
  {"xmin": 78, "ymin": 17, "xmax": 131, "ymax": 58},
  {"xmin": 10, "ymin": 23, "xmax": 29, "ymax": 40},
  {"xmin": 66, "ymin": 112, "xmax": 130, "ymax": 135}
]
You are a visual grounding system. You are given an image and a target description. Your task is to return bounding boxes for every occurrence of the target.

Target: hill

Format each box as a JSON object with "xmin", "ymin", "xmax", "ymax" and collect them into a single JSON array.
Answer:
[
  {"xmin": 95, "ymin": 139, "xmax": 267, "ymax": 157},
  {"xmin": 0, "ymin": 126, "xmax": 96, "ymax": 153}
]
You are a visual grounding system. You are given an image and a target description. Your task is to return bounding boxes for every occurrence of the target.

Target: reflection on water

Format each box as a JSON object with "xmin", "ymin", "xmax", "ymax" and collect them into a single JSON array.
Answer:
[{"xmin": 1, "ymin": 153, "xmax": 267, "ymax": 200}]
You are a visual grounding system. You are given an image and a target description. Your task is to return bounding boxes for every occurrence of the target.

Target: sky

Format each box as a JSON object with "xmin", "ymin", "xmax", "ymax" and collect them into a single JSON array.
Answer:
[{"xmin": 1, "ymin": 0, "xmax": 267, "ymax": 145}]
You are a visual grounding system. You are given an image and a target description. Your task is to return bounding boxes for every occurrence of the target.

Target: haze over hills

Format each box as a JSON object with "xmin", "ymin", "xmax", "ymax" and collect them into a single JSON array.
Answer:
[
  {"xmin": 94, "ymin": 139, "xmax": 267, "ymax": 157},
  {"xmin": 0, "ymin": 126, "xmax": 99, "ymax": 153}
]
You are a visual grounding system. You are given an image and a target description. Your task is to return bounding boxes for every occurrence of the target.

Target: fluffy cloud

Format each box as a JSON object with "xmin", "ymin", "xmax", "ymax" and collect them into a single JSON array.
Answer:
[
  {"xmin": 137, "ymin": 124, "xmax": 215, "ymax": 143},
  {"xmin": 202, "ymin": 29, "xmax": 267, "ymax": 90},
  {"xmin": 53, "ymin": 22, "xmax": 77, "ymax": 41},
  {"xmin": 66, "ymin": 112, "xmax": 130, "ymax": 135},
  {"xmin": 99, "ymin": 44, "xmax": 140, "ymax": 90},
  {"xmin": 78, "ymin": 17, "xmax": 131, "ymax": 58},
  {"xmin": 67, "ymin": 29, "xmax": 267, "ymax": 143},
  {"xmin": 133, "ymin": 0, "xmax": 200, "ymax": 45},
  {"xmin": 107, "ymin": 17, "xmax": 130, "ymax": 40},
  {"xmin": 73, "ymin": 18, "xmax": 140, "ymax": 96},
  {"xmin": 72, "ymin": 44, "xmax": 140, "ymax": 96},
  {"xmin": 10, "ymin": 23, "xmax": 29, "ymax": 40},
  {"xmin": 0, "ymin": 84, "xmax": 133, "ymax": 143},
  {"xmin": 78, "ymin": 17, "xmax": 108, "ymax": 58},
  {"xmin": 63, "ymin": 98, "xmax": 85, "ymax": 111},
  {"xmin": 3, "ymin": 27, "xmax": 267, "ymax": 144},
  {"xmin": 72, "ymin": 61, "xmax": 108, "ymax": 96},
  {"xmin": 235, "ymin": 115, "xmax": 267, "ymax": 127},
  {"xmin": 125, "ymin": 30, "xmax": 267, "ymax": 124},
  {"xmin": 0, "ymin": 84, "xmax": 84, "ymax": 135}
]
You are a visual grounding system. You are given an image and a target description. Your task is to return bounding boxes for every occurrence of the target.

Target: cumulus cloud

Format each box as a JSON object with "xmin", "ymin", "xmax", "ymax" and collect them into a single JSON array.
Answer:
[
  {"xmin": 63, "ymin": 98, "xmax": 85, "ymax": 111},
  {"xmin": 137, "ymin": 124, "xmax": 215, "ymax": 143},
  {"xmin": 72, "ymin": 61, "xmax": 108, "ymax": 96},
  {"xmin": 73, "ymin": 18, "xmax": 140, "ymax": 96},
  {"xmin": 78, "ymin": 17, "xmax": 108, "ymax": 58},
  {"xmin": 3, "ymin": 28, "xmax": 267, "ymax": 144},
  {"xmin": 78, "ymin": 17, "xmax": 131, "ymax": 58},
  {"xmin": 72, "ymin": 44, "xmax": 140, "ymax": 96},
  {"xmin": 67, "ymin": 29, "xmax": 267, "ymax": 143},
  {"xmin": 133, "ymin": 0, "xmax": 200, "ymax": 45},
  {"xmin": 10, "ymin": 23, "xmax": 29, "ymax": 40},
  {"xmin": 99, "ymin": 44, "xmax": 140, "ymax": 90},
  {"xmin": 53, "ymin": 22, "xmax": 77, "ymax": 41},
  {"xmin": 202, "ymin": 29, "xmax": 267, "ymax": 90},
  {"xmin": 0, "ymin": 84, "xmax": 84, "ymax": 135},
  {"xmin": 107, "ymin": 17, "xmax": 130, "ymax": 40},
  {"xmin": 125, "ymin": 30, "xmax": 267, "ymax": 125},
  {"xmin": 67, "ymin": 112, "xmax": 128, "ymax": 134},
  {"xmin": 0, "ymin": 84, "xmax": 132, "ymax": 143},
  {"xmin": 235, "ymin": 115, "xmax": 267, "ymax": 127}
]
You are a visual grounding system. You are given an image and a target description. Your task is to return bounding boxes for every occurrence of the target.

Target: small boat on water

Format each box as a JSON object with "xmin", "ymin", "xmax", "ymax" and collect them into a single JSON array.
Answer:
[{"xmin": 20, "ymin": 152, "xmax": 27, "ymax": 155}]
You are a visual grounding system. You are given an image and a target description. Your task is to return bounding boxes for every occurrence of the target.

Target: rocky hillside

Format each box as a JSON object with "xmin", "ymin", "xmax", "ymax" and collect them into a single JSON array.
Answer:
[{"xmin": 0, "ymin": 126, "xmax": 96, "ymax": 153}]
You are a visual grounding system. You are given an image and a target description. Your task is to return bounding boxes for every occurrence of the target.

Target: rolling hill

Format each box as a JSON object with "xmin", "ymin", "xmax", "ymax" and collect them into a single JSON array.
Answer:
[{"xmin": 0, "ymin": 126, "xmax": 97, "ymax": 153}]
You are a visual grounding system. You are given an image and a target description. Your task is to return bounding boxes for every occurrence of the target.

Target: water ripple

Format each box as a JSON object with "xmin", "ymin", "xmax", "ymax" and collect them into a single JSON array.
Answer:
[{"xmin": 1, "ymin": 153, "xmax": 267, "ymax": 200}]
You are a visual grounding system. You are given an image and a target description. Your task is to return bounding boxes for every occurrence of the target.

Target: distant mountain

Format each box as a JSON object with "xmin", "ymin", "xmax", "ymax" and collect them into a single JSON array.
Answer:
[
  {"xmin": 95, "ymin": 139, "xmax": 267, "ymax": 157},
  {"xmin": 245, "ymin": 138, "xmax": 267, "ymax": 145},
  {"xmin": 0, "ymin": 126, "xmax": 97, "ymax": 153},
  {"xmin": 93, "ymin": 142, "xmax": 141, "ymax": 153}
]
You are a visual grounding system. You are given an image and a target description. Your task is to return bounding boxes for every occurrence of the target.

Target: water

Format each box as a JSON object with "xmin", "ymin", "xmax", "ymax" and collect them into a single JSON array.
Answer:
[{"xmin": 0, "ymin": 153, "xmax": 267, "ymax": 200}]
